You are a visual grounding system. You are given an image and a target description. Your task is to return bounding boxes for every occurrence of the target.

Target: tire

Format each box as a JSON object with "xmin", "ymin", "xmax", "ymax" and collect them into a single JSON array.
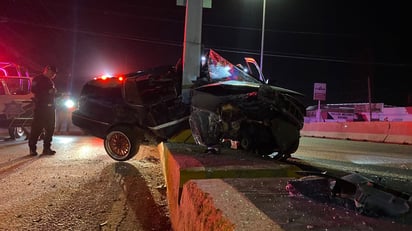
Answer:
[
  {"xmin": 104, "ymin": 126, "xmax": 141, "ymax": 161},
  {"xmin": 238, "ymin": 123, "xmax": 255, "ymax": 151},
  {"xmin": 16, "ymin": 127, "xmax": 25, "ymax": 137},
  {"xmin": 8, "ymin": 127, "xmax": 25, "ymax": 138},
  {"xmin": 239, "ymin": 133, "xmax": 254, "ymax": 151},
  {"xmin": 279, "ymin": 139, "xmax": 300, "ymax": 160},
  {"xmin": 239, "ymin": 123, "xmax": 284, "ymax": 160}
]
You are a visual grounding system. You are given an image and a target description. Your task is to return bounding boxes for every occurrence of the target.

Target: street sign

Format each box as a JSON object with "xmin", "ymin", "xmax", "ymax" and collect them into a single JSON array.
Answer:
[{"xmin": 313, "ymin": 82, "xmax": 326, "ymax": 101}]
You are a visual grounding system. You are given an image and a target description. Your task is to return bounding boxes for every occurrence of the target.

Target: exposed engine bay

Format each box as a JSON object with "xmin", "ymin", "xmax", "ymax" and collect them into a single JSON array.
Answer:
[{"xmin": 189, "ymin": 50, "xmax": 305, "ymax": 159}]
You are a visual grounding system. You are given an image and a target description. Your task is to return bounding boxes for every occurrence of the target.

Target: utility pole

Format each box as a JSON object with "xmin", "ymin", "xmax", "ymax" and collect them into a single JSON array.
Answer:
[
  {"xmin": 178, "ymin": 0, "xmax": 211, "ymax": 104},
  {"xmin": 260, "ymin": 0, "xmax": 266, "ymax": 71}
]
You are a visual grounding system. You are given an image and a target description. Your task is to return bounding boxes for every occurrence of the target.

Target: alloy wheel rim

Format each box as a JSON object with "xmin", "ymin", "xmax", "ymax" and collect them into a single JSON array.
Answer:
[{"xmin": 108, "ymin": 132, "xmax": 130, "ymax": 158}]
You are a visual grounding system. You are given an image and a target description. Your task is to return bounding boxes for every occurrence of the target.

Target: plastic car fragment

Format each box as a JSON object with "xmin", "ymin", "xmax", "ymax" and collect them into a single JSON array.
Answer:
[{"xmin": 286, "ymin": 171, "xmax": 411, "ymax": 217}]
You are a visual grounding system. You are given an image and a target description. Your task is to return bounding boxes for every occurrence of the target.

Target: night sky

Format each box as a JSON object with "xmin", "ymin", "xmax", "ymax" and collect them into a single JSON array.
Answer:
[{"xmin": 1, "ymin": 0, "xmax": 411, "ymax": 106}]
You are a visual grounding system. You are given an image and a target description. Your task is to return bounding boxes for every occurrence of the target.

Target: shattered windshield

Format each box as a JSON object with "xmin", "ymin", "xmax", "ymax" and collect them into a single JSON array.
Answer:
[{"xmin": 207, "ymin": 49, "xmax": 261, "ymax": 84}]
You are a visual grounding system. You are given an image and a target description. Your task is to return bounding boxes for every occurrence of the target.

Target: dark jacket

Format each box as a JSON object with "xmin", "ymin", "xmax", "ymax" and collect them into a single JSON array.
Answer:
[{"xmin": 31, "ymin": 74, "xmax": 56, "ymax": 108}]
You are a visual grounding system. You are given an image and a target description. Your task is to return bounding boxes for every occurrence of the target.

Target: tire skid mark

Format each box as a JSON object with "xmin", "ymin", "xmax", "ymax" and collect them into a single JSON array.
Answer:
[{"xmin": 0, "ymin": 155, "xmax": 41, "ymax": 179}]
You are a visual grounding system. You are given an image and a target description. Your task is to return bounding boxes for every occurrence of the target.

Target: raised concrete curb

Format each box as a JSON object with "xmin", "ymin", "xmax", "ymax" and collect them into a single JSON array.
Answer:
[
  {"xmin": 158, "ymin": 142, "xmax": 300, "ymax": 230},
  {"xmin": 178, "ymin": 179, "xmax": 283, "ymax": 231},
  {"xmin": 158, "ymin": 142, "xmax": 412, "ymax": 231}
]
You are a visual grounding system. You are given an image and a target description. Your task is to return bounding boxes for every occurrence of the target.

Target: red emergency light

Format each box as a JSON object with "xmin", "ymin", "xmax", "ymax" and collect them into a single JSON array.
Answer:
[{"xmin": 93, "ymin": 75, "xmax": 124, "ymax": 81}]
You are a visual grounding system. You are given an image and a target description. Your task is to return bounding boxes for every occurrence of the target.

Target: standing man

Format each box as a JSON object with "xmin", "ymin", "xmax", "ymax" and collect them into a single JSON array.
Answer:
[
  {"xmin": 28, "ymin": 65, "xmax": 58, "ymax": 156},
  {"xmin": 55, "ymin": 93, "xmax": 73, "ymax": 134}
]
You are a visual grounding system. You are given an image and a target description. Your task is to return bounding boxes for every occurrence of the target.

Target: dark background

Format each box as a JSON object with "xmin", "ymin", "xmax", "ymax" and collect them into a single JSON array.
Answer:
[{"xmin": 1, "ymin": 0, "xmax": 410, "ymax": 106}]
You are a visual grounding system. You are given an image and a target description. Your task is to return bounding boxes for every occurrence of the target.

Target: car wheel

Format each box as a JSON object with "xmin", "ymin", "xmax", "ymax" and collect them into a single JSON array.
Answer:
[
  {"xmin": 238, "ymin": 124, "xmax": 254, "ymax": 151},
  {"xmin": 279, "ymin": 139, "xmax": 300, "ymax": 160},
  {"xmin": 16, "ymin": 127, "xmax": 25, "ymax": 137},
  {"xmin": 8, "ymin": 127, "xmax": 25, "ymax": 138},
  {"xmin": 104, "ymin": 126, "xmax": 141, "ymax": 161},
  {"xmin": 239, "ymin": 133, "xmax": 253, "ymax": 151}
]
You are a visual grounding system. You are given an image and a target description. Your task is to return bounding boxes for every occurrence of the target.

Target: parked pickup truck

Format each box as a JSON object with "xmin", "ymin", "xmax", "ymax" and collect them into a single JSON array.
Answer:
[{"xmin": 0, "ymin": 62, "xmax": 33, "ymax": 138}]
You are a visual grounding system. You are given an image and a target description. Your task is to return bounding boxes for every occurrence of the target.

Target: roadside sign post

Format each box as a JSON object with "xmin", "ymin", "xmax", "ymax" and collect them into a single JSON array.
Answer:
[{"xmin": 313, "ymin": 83, "xmax": 326, "ymax": 122}]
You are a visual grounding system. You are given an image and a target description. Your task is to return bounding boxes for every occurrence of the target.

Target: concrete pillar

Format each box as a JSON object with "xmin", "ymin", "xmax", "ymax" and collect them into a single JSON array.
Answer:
[{"xmin": 181, "ymin": 0, "xmax": 203, "ymax": 104}]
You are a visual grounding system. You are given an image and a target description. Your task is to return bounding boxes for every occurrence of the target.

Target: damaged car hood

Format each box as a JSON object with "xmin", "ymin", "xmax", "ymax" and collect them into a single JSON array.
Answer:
[{"xmin": 195, "ymin": 80, "xmax": 304, "ymax": 97}]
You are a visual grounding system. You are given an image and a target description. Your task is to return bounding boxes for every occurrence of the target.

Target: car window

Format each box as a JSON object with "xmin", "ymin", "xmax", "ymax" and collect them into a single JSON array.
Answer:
[
  {"xmin": 4, "ymin": 77, "xmax": 31, "ymax": 95},
  {"xmin": 124, "ymin": 78, "xmax": 142, "ymax": 105},
  {"xmin": 124, "ymin": 75, "xmax": 163, "ymax": 106}
]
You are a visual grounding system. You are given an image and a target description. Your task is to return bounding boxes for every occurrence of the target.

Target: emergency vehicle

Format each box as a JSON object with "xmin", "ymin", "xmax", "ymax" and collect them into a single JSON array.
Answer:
[{"xmin": 0, "ymin": 62, "xmax": 33, "ymax": 138}]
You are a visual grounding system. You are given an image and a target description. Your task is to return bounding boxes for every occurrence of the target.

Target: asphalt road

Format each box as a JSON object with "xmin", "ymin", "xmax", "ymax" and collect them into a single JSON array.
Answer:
[
  {"xmin": 293, "ymin": 137, "xmax": 412, "ymax": 195},
  {"xmin": 0, "ymin": 131, "xmax": 171, "ymax": 231}
]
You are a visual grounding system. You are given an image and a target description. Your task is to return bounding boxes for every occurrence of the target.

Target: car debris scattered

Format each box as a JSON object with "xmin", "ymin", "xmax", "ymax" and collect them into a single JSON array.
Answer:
[{"xmin": 286, "ymin": 171, "xmax": 411, "ymax": 217}]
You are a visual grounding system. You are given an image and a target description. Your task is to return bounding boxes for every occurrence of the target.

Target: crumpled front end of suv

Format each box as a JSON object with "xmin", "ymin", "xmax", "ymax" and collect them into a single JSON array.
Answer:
[{"xmin": 188, "ymin": 49, "xmax": 305, "ymax": 159}]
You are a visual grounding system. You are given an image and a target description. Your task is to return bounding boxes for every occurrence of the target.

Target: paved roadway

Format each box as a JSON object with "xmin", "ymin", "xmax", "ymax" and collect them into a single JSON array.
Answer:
[
  {"xmin": 294, "ymin": 136, "xmax": 412, "ymax": 195},
  {"xmin": 1, "ymin": 128, "xmax": 411, "ymax": 194},
  {"xmin": 0, "ymin": 128, "xmax": 171, "ymax": 230}
]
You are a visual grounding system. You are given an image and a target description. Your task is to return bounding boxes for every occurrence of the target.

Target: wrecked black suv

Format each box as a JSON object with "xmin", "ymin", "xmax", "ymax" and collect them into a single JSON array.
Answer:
[
  {"xmin": 72, "ymin": 66, "xmax": 189, "ymax": 161},
  {"xmin": 72, "ymin": 49, "xmax": 305, "ymax": 161}
]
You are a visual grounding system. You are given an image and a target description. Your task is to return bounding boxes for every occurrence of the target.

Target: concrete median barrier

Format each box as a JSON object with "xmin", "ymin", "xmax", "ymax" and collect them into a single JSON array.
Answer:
[
  {"xmin": 385, "ymin": 122, "xmax": 412, "ymax": 144},
  {"xmin": 301, "ymin": 121, "xmax": 412, "ymax": 144}
]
